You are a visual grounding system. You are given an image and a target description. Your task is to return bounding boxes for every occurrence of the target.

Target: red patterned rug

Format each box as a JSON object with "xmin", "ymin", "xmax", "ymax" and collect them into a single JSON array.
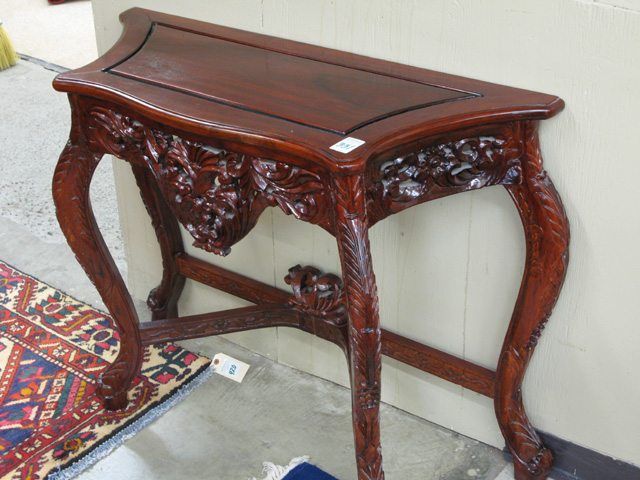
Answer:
[{"xmin": 0, "ymin": 261, "xmax": 213, "ymax": 480}]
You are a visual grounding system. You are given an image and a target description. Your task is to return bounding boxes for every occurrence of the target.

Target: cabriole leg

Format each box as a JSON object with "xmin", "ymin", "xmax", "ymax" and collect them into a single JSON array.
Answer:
[
  {"xmin": 496, "ymin": 122, "xmax": 570, "ymax": 479},
  {"xmin": 52, "ymin": 103, "xmax": 142, "ymax": 411},
  {"xmin": 333, "ymin": 174, "xmax": 384, "ymax": 480},
  {"xmin": 130, "ymin": 163, "xmax": 185, "ymax": 320}
]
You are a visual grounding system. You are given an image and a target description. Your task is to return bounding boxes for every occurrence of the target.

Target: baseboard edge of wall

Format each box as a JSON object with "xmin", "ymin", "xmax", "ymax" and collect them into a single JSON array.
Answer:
[{"xmin": 502, "ymin": 431, "xmax": 640, "ymax": 480}]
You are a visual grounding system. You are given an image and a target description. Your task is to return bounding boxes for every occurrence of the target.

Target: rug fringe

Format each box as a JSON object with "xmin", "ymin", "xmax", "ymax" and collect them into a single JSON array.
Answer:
[
  {"xmin": 47, "ymin": 362, "xmax": 216, "ymax": 480},
  {"xmin": 249, "ymin": 456, "xmax": 310, "ymax": 480}
]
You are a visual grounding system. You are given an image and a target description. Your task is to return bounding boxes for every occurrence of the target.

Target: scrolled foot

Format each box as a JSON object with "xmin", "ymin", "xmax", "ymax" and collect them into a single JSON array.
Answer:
[
  {"xmin": 514, "ymin": 448, "xmax": 553, "ymax": 480},
  {"xmin": 94, "ymin": 348, "xmax": 140, "ymax": 411},
  {"xmin": 96, "ymin": 375, "xmax": 129, "ymax": 411},
  {"xmin": 100, "ymin": 390, "xmax": 129, "ymax": 412},
  {"xmin": 147, "ymin": 286, "xmax": 180, "ymax": 320}
]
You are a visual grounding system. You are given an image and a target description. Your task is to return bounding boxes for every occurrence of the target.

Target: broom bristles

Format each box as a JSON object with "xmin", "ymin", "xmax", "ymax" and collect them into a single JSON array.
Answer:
[{"xmin": 0, "ymin": 23, "xmax": 18, "ymax": 71}]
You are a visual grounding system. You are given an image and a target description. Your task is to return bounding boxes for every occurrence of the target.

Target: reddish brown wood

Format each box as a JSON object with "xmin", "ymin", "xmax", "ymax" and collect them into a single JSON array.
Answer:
[
  {"xmin": 381, "ymin": 329, "xmax": 496, "ymax": 398},
  {"xmin": 130, "ymin": 163, "xmax": 185, "ymax": 320},
  {"xmin": 53, "ymin": 8, "xmax": 563, "ymax": 175},
  {"xmin": 176, "ymin": 254, "xmax": 350, "ymax": 351},
  {"xmin": 52, "ymin": 9, "xmax": 569, "ymax": 480},
  {"xmin": 497, "ymin": 122, "xmax": 570, "ymax": 480},
  {"xmin": 367, "ymin": 122, "xmax": 524, "ymax": 225},
  {"xmin": 140, "ymin": 304, "xmax": 299, "ymax": 344},
  {"xmin": 52, "ymin": 98, "xmax": 141, "ymax": 411},
  {"xmin": 284, "ymin": 264, "xmax": 347, "ymax": 325},
  {"xmin": 109, "ymin": 23, "xmax": 472, "ymax": 136},
  {"xmin": 333, "ymin": 173, "xmax": 384, "ymax": 480},
  {"xmin": 87, "ymin": 106, "xmax": 333, "ymax": 256},
  {"xmin": 176, "ymin": 253, "xmax": 289, "ymax": 304},
  {"xmin": 178, "ymin": 252, "xmax": 498, "ymax": 397}
]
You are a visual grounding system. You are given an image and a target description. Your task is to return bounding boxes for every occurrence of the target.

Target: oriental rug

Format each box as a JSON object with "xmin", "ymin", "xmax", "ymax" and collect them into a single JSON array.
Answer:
[{"xmin": 0, "ymin": 261, "xmax": 213, "ymax": 480}]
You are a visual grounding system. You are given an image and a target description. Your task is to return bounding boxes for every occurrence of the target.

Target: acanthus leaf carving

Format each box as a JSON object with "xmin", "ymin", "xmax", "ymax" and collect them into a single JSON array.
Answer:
[
  {"xmin": 251, "ymin": 159, "xmax": 329, "ymax": 223},
  {"xmin": 86, "ymin": 107, "xmax": 331, "ymax": 256},
  {"xmin": 53, "ymin": 112, "xmax": 141, "ymax": 411},
  {"xmin": 333, "ymin": 174, "xmax": 384, "ymax": 479},
  {"xmin": 284, "ymin": 264, "xmax": 347, "ymax": 326},
  {"xmin": 507, "ymin": 124, "xmax": 569, "ymax": 351},
  {"xmin": 496, "ymin": 122, "xmax": 569, "ymax": 480},
  {"xmin": 158, "ymin": 139, "xmax": 259, "ymax": 256},
  {"xmin": 88, "ymin": 108, "xmax": 171, "ymax": 164}
]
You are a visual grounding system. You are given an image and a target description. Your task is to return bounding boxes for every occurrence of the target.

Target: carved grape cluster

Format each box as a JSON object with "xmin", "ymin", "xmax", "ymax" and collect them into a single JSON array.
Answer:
[
  {"xmin": 368, "ymin": 130, "xmax": 522, "ymax": 224},
  {"xmin": 380, "ymin": 136, "xmax": 520, "ymax": 200}
]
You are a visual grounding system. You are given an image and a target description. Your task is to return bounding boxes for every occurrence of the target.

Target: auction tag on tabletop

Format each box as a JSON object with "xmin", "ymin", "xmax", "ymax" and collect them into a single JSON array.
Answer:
[
  {"xmin": 330, "ymin": 137, "xmax": 365, "ymax": 154},
  {"xmin": 212, "ymin": 353, "xmax": 250, "ymax": 383}
]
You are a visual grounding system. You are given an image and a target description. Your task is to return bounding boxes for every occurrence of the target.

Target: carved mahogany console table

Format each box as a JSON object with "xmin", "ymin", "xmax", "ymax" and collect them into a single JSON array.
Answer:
[{"xmin": 52, "ymin": 8, "xmax": 569, "ymax": 480}]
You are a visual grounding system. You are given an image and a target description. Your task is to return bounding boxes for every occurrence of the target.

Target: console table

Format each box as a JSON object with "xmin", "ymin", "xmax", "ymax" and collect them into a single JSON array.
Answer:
[{"xmin": 52, "ymin": 8, "xmax": 569, "ymax": 480}]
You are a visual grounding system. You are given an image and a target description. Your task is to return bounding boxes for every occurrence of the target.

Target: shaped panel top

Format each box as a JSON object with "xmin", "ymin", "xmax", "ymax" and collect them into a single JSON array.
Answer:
[
  {"xmin": 54, "ymin": 8, "xmax": 563, "ymax": 168},
  {"xmin": 108, "ymin": 24, "xmax": 473, "ymax": 136}
]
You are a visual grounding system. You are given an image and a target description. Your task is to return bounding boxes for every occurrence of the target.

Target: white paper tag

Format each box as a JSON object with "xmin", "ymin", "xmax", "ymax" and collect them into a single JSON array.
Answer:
[
  {"xmin": 330, "ymin": 137, "xmax": 365, "ymax": 154},
  {"xmin": 212, "ymin": 353, "xmax": 250, "ymax": 383}
]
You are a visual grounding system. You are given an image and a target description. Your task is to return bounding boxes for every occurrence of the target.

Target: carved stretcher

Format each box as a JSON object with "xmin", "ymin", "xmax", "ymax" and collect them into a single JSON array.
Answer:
[{"xmin": 52, "ymin": 8, "xmax": 569, "ymax": 480}]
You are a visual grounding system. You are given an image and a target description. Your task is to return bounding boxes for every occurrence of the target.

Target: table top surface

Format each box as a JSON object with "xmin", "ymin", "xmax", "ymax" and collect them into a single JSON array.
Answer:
[{"xmin": 54, "ymin": 8, "xmax": 563, "ymax": 170}]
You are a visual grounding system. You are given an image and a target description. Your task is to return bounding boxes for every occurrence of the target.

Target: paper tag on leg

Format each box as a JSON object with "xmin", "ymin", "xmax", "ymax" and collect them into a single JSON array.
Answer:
[{"xmin": 212, "ymin": 353, "xmax": 250, "ymax": 383}]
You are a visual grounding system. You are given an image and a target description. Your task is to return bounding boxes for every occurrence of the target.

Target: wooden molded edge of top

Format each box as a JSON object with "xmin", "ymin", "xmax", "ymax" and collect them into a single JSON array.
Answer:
[
  {"xmin": 53, "ymin": 9, "xmax": 154, "ymax": 92},
  {"xmin": 53, "ymin": 78, "xmax": 564, "ymax": 175},
  {"xmin": 57, "ymin": 82, "xmax": 340, "ymax": 173},
  {"xmin": 332, "ymin": 97, "xmax": 565, "ymax": 172},
  {"xmin": 52, "ymin": 8, "xmax": 565, "ymax": 174}
]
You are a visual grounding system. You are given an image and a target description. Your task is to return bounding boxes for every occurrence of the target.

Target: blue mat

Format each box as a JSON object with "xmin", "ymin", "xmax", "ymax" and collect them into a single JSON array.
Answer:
[{"xmin": 282, "ymin": 463, "xmax": 339, "ymax": 480}]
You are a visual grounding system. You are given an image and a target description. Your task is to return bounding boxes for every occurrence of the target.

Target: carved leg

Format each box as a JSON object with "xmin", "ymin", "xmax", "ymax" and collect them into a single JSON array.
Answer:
[
  {"xmin": 496, "ymin": 122, "xmax": 570, "ymax": 480},
  {"xmin": 130, "ymin": 163, "xmax": 186, "ymax": 320},
  {"xmin": 333, "ymin": 174, "xmax": 384, "ymax": 480},
  {"xmin": 52, "ymin": 105, "xmax": 142, "ymax": 411}
]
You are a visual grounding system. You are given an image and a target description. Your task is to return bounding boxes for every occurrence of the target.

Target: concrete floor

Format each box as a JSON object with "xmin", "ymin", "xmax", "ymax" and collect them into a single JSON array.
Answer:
[{"xmin": 0, "ymin": 3, "xmax": 544, "ymax": 479}]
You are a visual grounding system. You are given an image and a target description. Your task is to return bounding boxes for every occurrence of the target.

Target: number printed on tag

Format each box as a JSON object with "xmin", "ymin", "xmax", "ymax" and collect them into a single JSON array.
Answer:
[
  {"xmin": 220, "ymin": 359, "xmax": 238, "ymax": 376},
  {"xmin": 212, "ymin": 353, "xmax": 250, "ymax": 383},
  {"xmin": 330, "ymin": 137, "xmax": 365, "ymax": 154}
]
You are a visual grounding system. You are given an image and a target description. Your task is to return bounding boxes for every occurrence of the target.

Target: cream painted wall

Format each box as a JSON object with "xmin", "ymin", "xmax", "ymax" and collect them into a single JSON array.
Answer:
[{"xmin": 91, "ymin": 0, "xmax": 640, "ymax": 468}]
